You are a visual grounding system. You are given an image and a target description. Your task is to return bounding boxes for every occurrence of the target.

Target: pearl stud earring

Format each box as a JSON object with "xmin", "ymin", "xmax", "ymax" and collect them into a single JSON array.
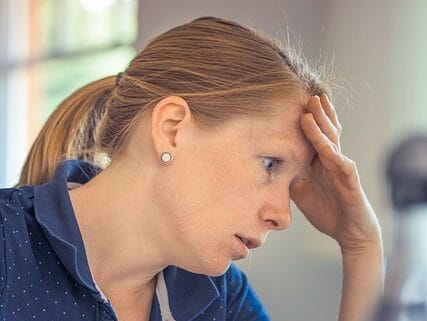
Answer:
[{"xmin": 160, "ymin": 152, "xmax": 172, "ymax": 164}]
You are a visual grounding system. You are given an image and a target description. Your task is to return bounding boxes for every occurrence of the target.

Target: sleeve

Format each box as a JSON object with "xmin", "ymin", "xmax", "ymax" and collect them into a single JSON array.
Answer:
[{"xmin": 224, "ymin": 263, "xmax": 270, "ymax": 321}]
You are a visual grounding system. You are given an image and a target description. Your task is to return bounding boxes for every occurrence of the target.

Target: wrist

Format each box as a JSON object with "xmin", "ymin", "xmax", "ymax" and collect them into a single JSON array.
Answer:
[
  {"xmin": 339, "ymin": 232, "xmax": 383, "ymax": 258},
  {"xmin": 341, "ymin": 237, "xmax": 385, "ymax": 288},
  {"xmin": 338, "ymin": 218, "xmax": 383, "ymax": 256}
]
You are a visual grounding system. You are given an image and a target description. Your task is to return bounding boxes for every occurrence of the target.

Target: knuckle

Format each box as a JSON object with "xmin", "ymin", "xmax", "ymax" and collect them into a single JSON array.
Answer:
[
  {"xmin": 348, "ymin": 159, "xmax": 357, "ymax": 170},
  {"xmin": 333, "ymin": 127, "xmax": 340, "ymax": 137}
]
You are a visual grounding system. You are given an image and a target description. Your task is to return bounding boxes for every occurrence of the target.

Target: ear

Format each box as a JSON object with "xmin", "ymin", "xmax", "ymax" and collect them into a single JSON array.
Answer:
[{"xmin": 151, "ymin": 96, "xmax": 192, "ymax": 162}]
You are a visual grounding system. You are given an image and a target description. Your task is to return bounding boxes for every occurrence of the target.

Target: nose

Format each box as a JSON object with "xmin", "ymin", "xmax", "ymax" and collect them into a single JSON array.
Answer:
[{"xmin": 258, "ymin": 195, "xmax": 292, "ymax": 231}]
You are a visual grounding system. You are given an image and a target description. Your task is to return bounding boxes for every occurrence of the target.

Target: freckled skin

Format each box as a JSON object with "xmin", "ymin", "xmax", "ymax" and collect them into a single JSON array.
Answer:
[{"xmin": 148, "ymin": 97, "xmax": 315, "ymax": 276}]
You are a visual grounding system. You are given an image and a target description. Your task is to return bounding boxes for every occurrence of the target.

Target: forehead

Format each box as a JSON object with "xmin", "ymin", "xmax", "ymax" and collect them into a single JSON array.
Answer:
[
  {"xmin": 244, "ymin": 98, "xmax": 315, "ymax": 165},
  {"xmin": 246, "ymin": 98, "xmax": 305, "ymax": 138}
]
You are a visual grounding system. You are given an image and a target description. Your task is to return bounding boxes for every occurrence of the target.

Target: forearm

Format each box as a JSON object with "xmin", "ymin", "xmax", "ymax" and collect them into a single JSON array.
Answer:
[{"xmin": 338, "ymin": 241, "xmax": 384, "ymax": 321}]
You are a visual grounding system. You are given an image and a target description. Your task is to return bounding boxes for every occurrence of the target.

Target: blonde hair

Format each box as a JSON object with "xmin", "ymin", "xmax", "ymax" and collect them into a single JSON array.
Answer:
[{"xmin": 18, "ymin": 16, "xmax": 331, "ymax": 187}]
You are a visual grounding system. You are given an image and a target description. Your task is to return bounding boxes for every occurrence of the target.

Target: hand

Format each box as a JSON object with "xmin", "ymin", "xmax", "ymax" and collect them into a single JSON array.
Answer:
[{"xmin": 290, "ymin": 94, "xmax": 381, "ymax": 254}]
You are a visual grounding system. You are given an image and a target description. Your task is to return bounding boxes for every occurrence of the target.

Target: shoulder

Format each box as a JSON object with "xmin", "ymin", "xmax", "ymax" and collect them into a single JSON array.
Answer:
[
  {"xmin": 0, "ymin": 185, "xmax": 35, "ymax": 213},
  {"xmin": 0, "ymin": 186, "xmax": 36, "ymax": 297},
  {"xmin": 0, "ymin": 185, "xmax": 36, "ymax": 228}
]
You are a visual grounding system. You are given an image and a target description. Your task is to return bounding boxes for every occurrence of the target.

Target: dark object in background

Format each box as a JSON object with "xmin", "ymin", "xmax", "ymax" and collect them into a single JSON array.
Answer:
[
  {"xmin": 387, "ymin": 135, "xmax": 427, "ymax": 209},
  {"xmin": 371, "ymin": 134, "xmax": 427, "ymax": 321}
]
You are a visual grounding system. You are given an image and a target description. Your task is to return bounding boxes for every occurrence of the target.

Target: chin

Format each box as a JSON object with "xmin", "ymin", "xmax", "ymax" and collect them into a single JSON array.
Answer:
[
  {"xmin": 203, "ymin": 262, "xmax": 231, "ymax": 277},
  {"xmin": 181, "ymin": 254, "xmax": 232, "ymax": 277},
  {"xmin": 202, "ymin": 253, "xmax": 233, "ymax": 277}
]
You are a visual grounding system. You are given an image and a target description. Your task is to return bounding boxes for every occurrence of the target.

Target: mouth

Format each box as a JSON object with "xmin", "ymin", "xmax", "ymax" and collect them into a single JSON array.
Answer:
[{"xmin": 235, "ymin": 234, "xmax": 262, "ymax": 250}]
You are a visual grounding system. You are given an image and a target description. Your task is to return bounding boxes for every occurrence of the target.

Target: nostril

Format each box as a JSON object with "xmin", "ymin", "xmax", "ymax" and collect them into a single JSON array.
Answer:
[
  {"xmin": 259, "ymin": 205, "xmax": 291, "ymax": 230},
  {"xmin": 267, "ymin": 219, "xmax": 278, "ymax": 228}
]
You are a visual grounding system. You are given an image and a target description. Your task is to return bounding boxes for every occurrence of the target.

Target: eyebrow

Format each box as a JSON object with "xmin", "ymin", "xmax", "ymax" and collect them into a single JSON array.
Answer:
[
  {"xmin": 269, "ymin": 134, "xmax": 305, "ymax": 161},
  {"xmin": 266, "ymin": 129, "xmax": 315, "ymax": 167}
]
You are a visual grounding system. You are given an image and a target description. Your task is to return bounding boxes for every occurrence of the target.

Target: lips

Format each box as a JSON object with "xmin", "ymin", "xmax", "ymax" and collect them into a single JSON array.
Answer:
[{"xmin": 235, "ymin": 234, "xmax": 263, "ymax": 250}]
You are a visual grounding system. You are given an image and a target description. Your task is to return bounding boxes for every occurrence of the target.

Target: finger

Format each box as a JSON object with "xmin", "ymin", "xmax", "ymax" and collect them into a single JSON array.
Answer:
[
  {"xmin": 306, "ymin": 96, "xmax": 340, "ymax": 148},
  {"xmin": 323, "ymin": 143, "xmax": 355, "ymax": 177},
  {"xmin": 319, "ymin": 94, "xmax": 342, "ymax": 135},
  {"xmin": 301, "ymin": 113, "xmax": 346, "ymax": 173},
  {"xmin": 324, "ymin": 146, "xmax": 361, "ymax": 192},
  {"xmin": 302, "ymin": 114, "xmax": 361, "ymax": 194}
]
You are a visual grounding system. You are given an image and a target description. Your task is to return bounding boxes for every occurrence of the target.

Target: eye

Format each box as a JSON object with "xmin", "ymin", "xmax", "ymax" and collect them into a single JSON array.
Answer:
[{"xmin": 262, "ymin": 157, "xmax": 283, "ymax": 174}]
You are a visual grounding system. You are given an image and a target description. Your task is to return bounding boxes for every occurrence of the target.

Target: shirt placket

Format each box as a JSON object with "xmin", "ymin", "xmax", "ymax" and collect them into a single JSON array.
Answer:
[{"xmin": 92, "ymin": 292, "xmax": 118, "ymax": 321}]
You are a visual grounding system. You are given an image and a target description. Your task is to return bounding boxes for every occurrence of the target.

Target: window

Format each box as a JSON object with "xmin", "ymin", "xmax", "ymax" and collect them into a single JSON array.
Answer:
[{"xmin": 0, "ymin": 0, "xmax": 138, "ymax": 187}]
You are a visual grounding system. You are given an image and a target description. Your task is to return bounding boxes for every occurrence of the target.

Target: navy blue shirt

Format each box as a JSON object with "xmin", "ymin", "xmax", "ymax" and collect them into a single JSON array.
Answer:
[{"xmin": 0, "ymin": 159, "xmax": 270, "ymax": 321}]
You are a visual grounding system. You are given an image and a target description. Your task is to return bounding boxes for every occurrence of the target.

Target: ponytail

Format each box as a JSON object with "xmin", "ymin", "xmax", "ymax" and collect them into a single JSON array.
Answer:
[{"xmin": 17, "ymin": 76, "xmax": 115, "ymax": 187}]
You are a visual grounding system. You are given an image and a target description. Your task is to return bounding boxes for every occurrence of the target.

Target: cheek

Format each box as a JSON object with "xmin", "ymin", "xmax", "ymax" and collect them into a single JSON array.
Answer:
[
  {"xmin": 152, "ymin": 157, "xmax": 222, "ymax": 242},
  {"xmin": 171, "ymin": 159, "xmax": 240, "ymax": 229},
  {"xmin": 195, "ymin": 163, "xmax": 256, "ymax": 221},
  {"xmin": 205, "ymin": 152, "xmax": 260, "ymax": 227}
]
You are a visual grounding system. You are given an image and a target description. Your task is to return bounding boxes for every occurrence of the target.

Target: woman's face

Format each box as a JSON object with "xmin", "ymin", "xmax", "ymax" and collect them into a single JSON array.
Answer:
[{"xmin": 152, "ymin": 98, "xmax": 316, "ymax": 276}]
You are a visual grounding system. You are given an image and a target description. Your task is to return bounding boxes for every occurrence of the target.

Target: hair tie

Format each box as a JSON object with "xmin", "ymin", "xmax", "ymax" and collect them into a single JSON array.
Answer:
[{"xmin": 115, "ymin": 72, "xmax": 124, "ymax": 86}]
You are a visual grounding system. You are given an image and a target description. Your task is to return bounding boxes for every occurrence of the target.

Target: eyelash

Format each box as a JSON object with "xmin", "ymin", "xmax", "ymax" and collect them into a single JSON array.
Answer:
[
  {"xmin": 262, "ymin": 157, "xmax": 283, "ymax": 174},
  {"xmin": 262, "ymin": 157, "xmax": 298, "ymax": 190}
]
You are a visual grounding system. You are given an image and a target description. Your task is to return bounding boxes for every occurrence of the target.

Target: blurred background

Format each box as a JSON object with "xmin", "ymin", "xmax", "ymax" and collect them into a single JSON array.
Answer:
[{"xmin": 0, "ymin": 0, "xmax": 426, "ymax": 320}]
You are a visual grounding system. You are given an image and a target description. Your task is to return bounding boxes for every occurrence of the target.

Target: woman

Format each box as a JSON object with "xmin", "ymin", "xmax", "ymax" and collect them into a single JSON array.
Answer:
[{"xmin": 0, "ymin": 17, "xmax": 383, "ymax": 321}]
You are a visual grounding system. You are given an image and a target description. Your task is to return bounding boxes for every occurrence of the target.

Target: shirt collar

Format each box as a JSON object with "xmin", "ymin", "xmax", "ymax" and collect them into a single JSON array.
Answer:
[
  {"xmin": 163, "ymin": 266, "xmax": 219, "ymax": 321},
  {"xmin": 33, "ymin": 159, "xmax": 101, "ymax": 293},
  {"xmin": 33, "ymin": 159, "xmax": 219, "ymax": 319}
]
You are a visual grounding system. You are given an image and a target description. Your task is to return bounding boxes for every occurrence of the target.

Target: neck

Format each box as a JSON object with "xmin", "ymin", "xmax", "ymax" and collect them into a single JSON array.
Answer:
[{"xmin": 68, "ymin": 158, "xmax": 169, "ymax": 300}]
